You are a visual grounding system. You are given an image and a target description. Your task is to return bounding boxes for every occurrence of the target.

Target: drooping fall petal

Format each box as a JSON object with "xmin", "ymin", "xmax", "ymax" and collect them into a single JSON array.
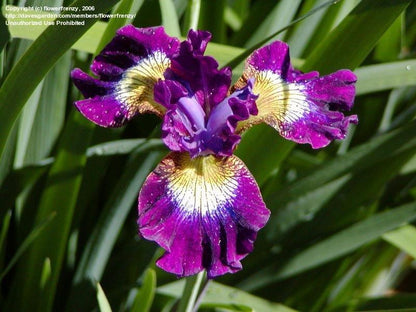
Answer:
[
  {"xmin": 138, "ymin": 152, "xmax": 270, "ymax": 278},
  {"xmin": 71, "ymin": 25, "xmax": 180, "ymax": 127},
  {"xmin": 233, "ymin": 41, "xmax": 357, "ymax": 148}
]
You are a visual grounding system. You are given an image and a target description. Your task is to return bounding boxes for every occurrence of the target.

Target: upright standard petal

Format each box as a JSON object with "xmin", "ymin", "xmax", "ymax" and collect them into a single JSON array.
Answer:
[
  {"xmin": 233, "ymin": 41, "xmax": 358, "ymax": 148},
  {"xmin": 155, "ymin": 79, "xmax": 257, "ymax": 157},
  {"xmin": 154, "ymin": 30, "xmax": 258, "ymax": 157},
  {"xmin": 71, "ymin": 25, "xmax": 180, "ymax": 127},
  {"xmin": 168, "ymin": 30, "xmax": 232, "ymax": 110},
  {"xmin": 138, "ymin": 152, "xmax": 270, "ymax": 278}
]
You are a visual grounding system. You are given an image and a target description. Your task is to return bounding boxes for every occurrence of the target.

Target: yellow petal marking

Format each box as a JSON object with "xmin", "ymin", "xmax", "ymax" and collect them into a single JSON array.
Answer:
[
  {"xmin": 163, "ymin": 153, "xmax": 243, "ymax": 217},
  {"xmin": 233, "ymin": 65, "xmax": 309, "ymax": 134},
  {"xmin": 114, "ymin": 50, "xmax": 170, "ymax": 117}
]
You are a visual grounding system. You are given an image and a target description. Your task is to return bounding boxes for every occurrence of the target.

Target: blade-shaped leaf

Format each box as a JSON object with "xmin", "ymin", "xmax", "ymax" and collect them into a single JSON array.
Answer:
[
  {"xmin": 266, "ymin": 121, "xmax": 416, "ymax": 238},
  {"xmin": 383, "ymin": 225, "xmax": 416, "ymax": 258},
  {"xmin": 235, "ymin": 124, "xmax": 294, "ymax": 185},
  {"xmin": 355, "ymin": 60, "xmax": 416, "ymax": 95},
  {"xmin": 244, "ymin": 0, "xmax": 301, "ymax": 47},
  {"xmin": 302, "ymin": 0, "xmax": 412, "ymax": 73},
  {"xmin": 225, "ymin": 0, "xmax": 338, "ymax": 69},
  {"xmin": 158, "ymin": 281, "xmax": 297, "ymax": 312},
  {"xmin": 0, "ymin": 210, "xmax": 11, "ymax": 271},
  {"xmin": 95, "ymin": 0, "xmax": 143, "ymax": 52},
  {"xmin": 374, "ymin": 14, "xmax": 402, "ymax": 61},
  {"xmin": 277, "ymin": 146, "xmax": 416, "ymax": 247},
  {"xmin": 198, "ymin": 0, "xmax": 226, "ymax": 43},
  {"xmin": 73, "ymin": 150, "xmax": 163, "ymax": 284},
  {"xmin": 285, "ymin": 0, "xmax": 332, "ymax": 57},
  {"xmin": 87, "ymin": 138, "xmax": 164, "ymax": 157},
  {"xmin": 0, "ymin": 212, "xmax": 55, "ymax": 282},
  {"xmin": 159, "ymin": 0, "xmax": 181, "ymax": 37},
  {"xmin": 131, "ymin": 269, "xmax": 156, "ymax": 312},
  {"xmin": 14, "ymin": 82, "xmax": 44, "ymax": 168},
  {"xmin": 5, "ymin": 111, "xmax": 95, "ymax": 312},
  {"xmin": 5, "ymin": 10, "xmax": 107, "ymax": 54},
  {"xmin": 330, "ymin": 294, "xmax": 416, "ymax": 312},
  {"xmin": 66, "ymin": 150, "xmax": 163, "ymax": 312},
  {"xmin": 183, "ymin": 0, "xmax": 201, "ymax": 31},
  {"xmin": 0, "ymin": 161, "xmax": 52, "ymax": 222},
  {"xmin": 16, "ymin": 53, "xmax": 71, "ymax": 167},
  {"xmin": 240, "ymin": 201, "xmax": 416, "ymax": 290},
  {"xmin": 0, "ymin": 0, "xmax": 120, "ymax": 163},
  {"xmin": 0, "ymin": 124, "xmax": 17, "ymax": 186},
  {"xmin": 224, "ymin": 6, "xmax": 242, "ymax": 32},
  {"xmin": 97, "ymin": 282, "xmax": 113, "ymax": 312}
]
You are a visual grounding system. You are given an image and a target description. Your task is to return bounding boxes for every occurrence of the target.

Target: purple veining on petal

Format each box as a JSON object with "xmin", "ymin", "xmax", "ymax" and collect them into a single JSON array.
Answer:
[
  {"xmin": 71, "ymin": 69, "xmax": 131, "ymax": 127},
  {"xmin": 280, "ymin": 68, "xmax": 358, "ymax": 148},
  {"xmin": 279, "ymin": 105, "xmax": 358, "ymax": 149},
  {"xmin": 71, "ymin": 25, "xmax": 181, "ymax": 127},
  {"xmin": 138, "ymin": 152, "xmax": 270, "ymax": 278},
  {"xmin": 71, "ymin": 68, "xmax": 115, "ymax": 98},
  {"xmin": 301, "ymin": 70, "xmax": 357, "ymax": 111},
  {"xmin": 90, "ymin": 25, "xmax": 180, "ymax": 79},
  {"xmin": 233, "ymin": 40, "xmax": 358, "ymax": 148},
  {"xmin": 277, "ymin": 69, "xmax": 358, "ymax": 148}
]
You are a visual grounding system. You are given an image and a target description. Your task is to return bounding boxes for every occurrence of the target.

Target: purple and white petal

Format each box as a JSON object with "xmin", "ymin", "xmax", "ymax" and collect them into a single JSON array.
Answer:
[
  {"xmin": 71, "ymin": 25, "xmax": 180, "ymax": 127},
  {"xmin": 233, "ymin": 41, "xmax": 358, "ymax": 148},
  {"xmin": 138, "ymin": 152, "xmax": 270, "ymax": 278}
]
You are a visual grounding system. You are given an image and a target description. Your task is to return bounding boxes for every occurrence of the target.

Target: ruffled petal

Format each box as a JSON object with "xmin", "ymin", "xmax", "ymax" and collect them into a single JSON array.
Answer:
[
  {"xmin": 204, "ymin": 79, "xmax": 258, "ymax": 156},
  {"xmin": 168, "ymin": 30, "xmax": 232, "ymax": 110},
  {"xmin": 71, "ymin": 25, "xmax": 180, "ymax": 127},
  {"xmin": 233, "ymin": 41, "xmax": 358, "ymax": 148},
  {"xmin": 156, "ymin": 79, "xmax": 258, "ymax": 157},
  {"xmin": 138, "ymin": 152, "xmax": 269, "ymax": 278},
  {"xmin": 153, "ymin": 30, "xmax": 258, "ymax": 157},
  {"xmin": 184, "ymin": 29, "xmax": 211, "ymax": 56},
  {"xmin": 155, "ymin": 79, "xmax": 206, "ymax": 155}
]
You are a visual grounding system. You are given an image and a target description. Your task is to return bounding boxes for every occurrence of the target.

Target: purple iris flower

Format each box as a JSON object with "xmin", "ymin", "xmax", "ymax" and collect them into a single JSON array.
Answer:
[{"xmin": 71, "ymin": 25, "xmax": 357, "ymax": 278}]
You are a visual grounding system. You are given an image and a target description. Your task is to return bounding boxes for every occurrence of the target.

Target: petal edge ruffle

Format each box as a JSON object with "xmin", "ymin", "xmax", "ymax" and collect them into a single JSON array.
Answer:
[
  {"xmin": 138, "ymin": 152, "xmax": 270, "ymax": 278},
  {"xmin": 71, "ymin": 25, "xmax": 180, "ymax": 127},
  {"xmin": 233, "ymin": 41, "xmax": 358, "ymax": 148}
]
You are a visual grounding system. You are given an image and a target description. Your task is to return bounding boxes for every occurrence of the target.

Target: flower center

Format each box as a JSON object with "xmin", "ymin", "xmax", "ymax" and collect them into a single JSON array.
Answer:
[
  {"xmin": 166, "ymin": 153, "xmax": 238, "ymax": 216},
  {"xmin": 176, "ymin": 96, "xmax": 206, "ymax": 135}
]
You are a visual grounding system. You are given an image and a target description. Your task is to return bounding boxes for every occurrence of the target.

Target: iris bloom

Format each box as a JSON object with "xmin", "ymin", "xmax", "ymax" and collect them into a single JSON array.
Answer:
[{"xmin": 71, "ymin": 25, "xmax": 357, "ymax": 278}]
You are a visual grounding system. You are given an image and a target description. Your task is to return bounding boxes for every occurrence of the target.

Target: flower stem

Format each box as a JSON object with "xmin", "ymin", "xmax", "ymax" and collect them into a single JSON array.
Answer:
[
  {"xmin": 192, "ymin": 277, "xmax": 211, "ymax": 311},
  {"xmin": 176, "ymin": 271, "xmax": 205, "ymax": 312}
]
